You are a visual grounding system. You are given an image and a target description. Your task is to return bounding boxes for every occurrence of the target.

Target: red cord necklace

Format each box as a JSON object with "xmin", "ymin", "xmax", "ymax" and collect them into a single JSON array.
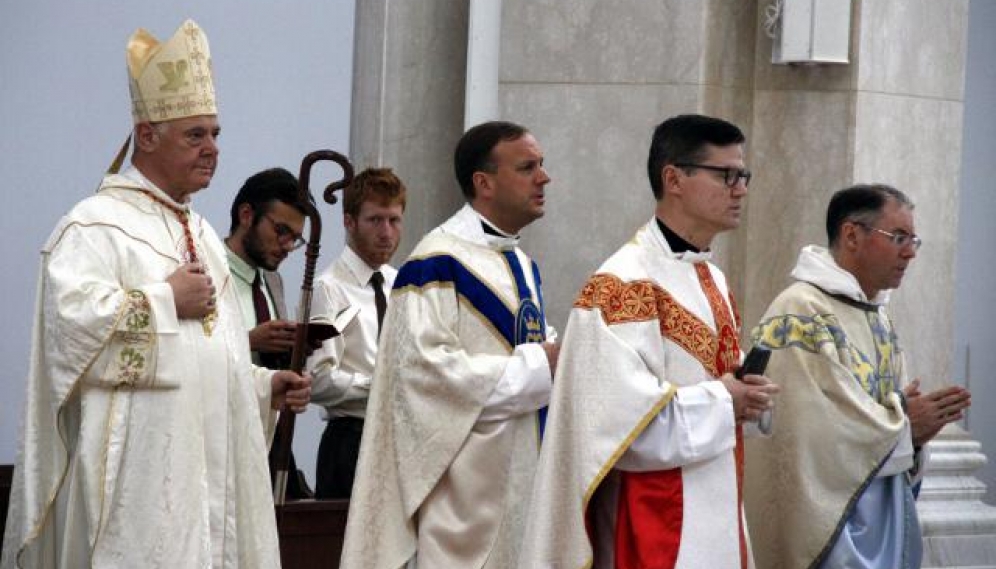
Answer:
[{"xmin": 144, "ymin": 191, "xmax": 217, "ymax": 335}]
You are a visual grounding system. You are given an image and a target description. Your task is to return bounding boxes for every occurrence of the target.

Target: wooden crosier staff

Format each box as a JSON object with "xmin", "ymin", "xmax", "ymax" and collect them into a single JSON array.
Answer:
[{"xmin": 270, "ymin": 150, "xmax": 354, "ymax": 506}]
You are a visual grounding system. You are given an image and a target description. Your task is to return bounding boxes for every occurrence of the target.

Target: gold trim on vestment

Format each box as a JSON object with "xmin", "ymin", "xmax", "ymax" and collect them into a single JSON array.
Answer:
[
  {"xmin": 16, "ymin": 281, "xmax": 155, "ymax": 566},
  {"xmin": 92, "ymin": 389, "xmax": 122, "ymax": 565},
  {"xmin": 45, "ymin": 221, "xmax": 182, "ymax": 265},
  {"xmin": 392, "ymin": 282, "xmax": 515, "ymax": 353},
  {"xmin": 459, "ymin": 296, "xmax": 513, "ymax": 352},
  {"xmin": 578, "ymin": 384, "xmax": 678, "ymax": 569},
  {"xmin": 404, "ymin": 251, "xmax": 520, "ymax": 315}
]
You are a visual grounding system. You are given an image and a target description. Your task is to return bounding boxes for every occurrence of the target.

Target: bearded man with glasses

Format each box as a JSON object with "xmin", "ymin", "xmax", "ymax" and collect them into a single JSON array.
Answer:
[
  {"xmin": 225, "ymin": 166, "xmax": 315, "ymax": 498},
  {"xmin": 744, "ymin": 184, "xmax": 971, "ymax": 569},
  {"xmin": 225, "ymin": 167, "xmax": 310, "ymax": 368}
]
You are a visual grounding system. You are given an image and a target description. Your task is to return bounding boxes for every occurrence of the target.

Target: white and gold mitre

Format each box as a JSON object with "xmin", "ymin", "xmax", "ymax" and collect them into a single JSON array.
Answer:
[{"xmin": 127, "ymin": 19, "xmax": 216, "ymax": 123}]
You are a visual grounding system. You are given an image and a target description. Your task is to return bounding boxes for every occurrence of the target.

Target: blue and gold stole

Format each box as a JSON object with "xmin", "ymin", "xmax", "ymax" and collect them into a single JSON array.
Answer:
[{"xmin": 394, "ymin": 249, "xmax": 548, "ymax": 432}]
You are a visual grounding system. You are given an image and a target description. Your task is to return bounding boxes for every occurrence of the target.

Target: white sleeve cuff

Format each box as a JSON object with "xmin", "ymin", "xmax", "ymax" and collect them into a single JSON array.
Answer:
[
  {"xmin": 478, "ymin": 342, "xmax": 552, "ymax": 422},
  {"xmin": 146, "ymin": 281, "xmax": 179, "ymax": 333},
  {"xmin": 880, "ymin": 420, "xmax": 916, "ymax": 477},
  {"xmin": 616, "ymin": 381, "xmax": 736, "ymax": 471}
]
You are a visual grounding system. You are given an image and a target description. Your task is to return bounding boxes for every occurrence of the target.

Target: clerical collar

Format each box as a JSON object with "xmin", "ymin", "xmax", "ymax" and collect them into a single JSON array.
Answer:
[
  {"xmin": 655, "ymin": 217, "xmax": 700, "ymax": 253},
  {"xmin": 481, "ymin": 221, "xmax": 516, "ymax": 239}
]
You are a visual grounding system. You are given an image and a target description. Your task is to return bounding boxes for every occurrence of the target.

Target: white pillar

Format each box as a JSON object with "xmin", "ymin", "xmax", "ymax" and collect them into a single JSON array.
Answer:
[{"xmin": 464, "ymin": 0, "xmax": 502, "ymax": 129}]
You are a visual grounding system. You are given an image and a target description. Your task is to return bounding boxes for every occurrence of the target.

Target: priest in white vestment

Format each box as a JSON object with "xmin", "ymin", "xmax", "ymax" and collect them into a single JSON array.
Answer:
[
  {"xmin": 520, "ymin": 114, "xmax": 779, "ymax": 569},
  {"xmin": 1, "ymin": 20, "xmax": 310, "ymax": 569},
  {"xmin": 744, "ymin": 184, "xmax": 970, "ymax": 569},
  {"xmin": 340, "ymin": 121, "xmax": 559, "ymax": 569}
]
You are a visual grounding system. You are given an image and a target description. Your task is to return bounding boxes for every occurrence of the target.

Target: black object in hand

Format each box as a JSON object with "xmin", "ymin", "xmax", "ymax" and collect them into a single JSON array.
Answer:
[
  {"xmin": 306, "ymin": 322, "xmax": 339, "ymax": 344},
  {"xmin": 735, "ymin": 346, "xmax": 771, "ymax": 379}
]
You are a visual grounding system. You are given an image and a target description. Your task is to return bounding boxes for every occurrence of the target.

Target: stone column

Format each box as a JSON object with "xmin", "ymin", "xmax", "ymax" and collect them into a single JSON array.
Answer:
[{"xmin": 349, "ymin": 0, "xmax": 470, "ymax": 256}]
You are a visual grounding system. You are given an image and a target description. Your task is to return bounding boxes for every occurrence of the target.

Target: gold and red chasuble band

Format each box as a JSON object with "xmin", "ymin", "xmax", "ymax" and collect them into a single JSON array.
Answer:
[
  {"xmin": 574, "ymin": 270, "xmax": 745, "ymax": 569},
  {"xmin": 574, "ymin": 272, "xmax": 741, "ymax": 378},
  {"xmin": 694, "ymin": 263, "xmax": 741, "ymax": 376},
  {"xmin": 693, "ymin": 262, "xmax": 748, "ymax": 569}
]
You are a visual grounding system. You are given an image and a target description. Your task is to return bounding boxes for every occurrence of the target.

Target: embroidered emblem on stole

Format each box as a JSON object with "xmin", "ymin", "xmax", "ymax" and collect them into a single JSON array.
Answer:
[{"xmin": 515, "ymin": 298, "xmax": 546, "ymax": 345}]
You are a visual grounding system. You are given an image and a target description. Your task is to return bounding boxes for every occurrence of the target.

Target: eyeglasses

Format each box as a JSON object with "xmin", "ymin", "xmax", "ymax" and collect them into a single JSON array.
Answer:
[
  {"xmin": 262, "ymin": 213, "xmax": 306, "ymax": 250},
  {"xmin": 856, "ymin": 223, "xmax": 922, "ymax": 251},
  {"xmin": 673, "ymin": 163, "xmax": 752, "ymax": 188}
]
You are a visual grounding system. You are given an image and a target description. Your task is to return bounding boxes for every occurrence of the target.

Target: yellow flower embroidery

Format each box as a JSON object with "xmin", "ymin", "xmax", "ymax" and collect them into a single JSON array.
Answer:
[{"xmin": 751, "ymin": 312, "xmax": 899, "ymax": 404}]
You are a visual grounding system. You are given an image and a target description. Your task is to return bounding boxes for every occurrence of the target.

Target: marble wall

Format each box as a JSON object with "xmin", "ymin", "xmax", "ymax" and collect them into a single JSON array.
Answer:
[
  {"xmin": 500, "ymin": 0, "xmax": 758, "ymax": 329},
  {"xmin": 747, "ymin": 0, "xmax": 968, "ymax": 389},
  {"xmin": 852, "ymin": 0, "xmax": 967, "ymax": 394}
]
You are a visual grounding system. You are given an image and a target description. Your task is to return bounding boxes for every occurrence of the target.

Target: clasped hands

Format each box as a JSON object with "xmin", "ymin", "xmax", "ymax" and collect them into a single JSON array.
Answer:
[{"xmin": 904, "ymin": 378, "xmax": 971, "ymax": 447}]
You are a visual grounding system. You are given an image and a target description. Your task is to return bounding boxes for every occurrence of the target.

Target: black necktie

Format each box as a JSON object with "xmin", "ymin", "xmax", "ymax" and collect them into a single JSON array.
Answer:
[{"xmin": 370, "ymin": 270, "xmax": 387, "ymax": 337}]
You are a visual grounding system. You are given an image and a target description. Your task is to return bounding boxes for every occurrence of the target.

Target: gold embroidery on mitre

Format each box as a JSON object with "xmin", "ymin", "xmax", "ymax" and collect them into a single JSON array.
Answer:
[
  {"xmin": 127, "ymin": 19, "xmax": 216, "ymax": 124},
  {"xmin": 157, "ymin": 60, "xmax": 190, "ymax": 93}
]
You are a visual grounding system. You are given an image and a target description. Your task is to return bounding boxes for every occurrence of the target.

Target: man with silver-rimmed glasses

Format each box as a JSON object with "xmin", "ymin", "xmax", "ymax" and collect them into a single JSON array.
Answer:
[{"xmin": 744, "ymin": 184, "xmax": 971, "ymax": 569}]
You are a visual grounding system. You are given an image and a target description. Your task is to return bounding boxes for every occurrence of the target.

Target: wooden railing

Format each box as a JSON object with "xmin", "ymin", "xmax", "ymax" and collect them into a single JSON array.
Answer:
[{"xmin": 277, "ymin": 498, "xmax": 349, "ymax": 568}]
